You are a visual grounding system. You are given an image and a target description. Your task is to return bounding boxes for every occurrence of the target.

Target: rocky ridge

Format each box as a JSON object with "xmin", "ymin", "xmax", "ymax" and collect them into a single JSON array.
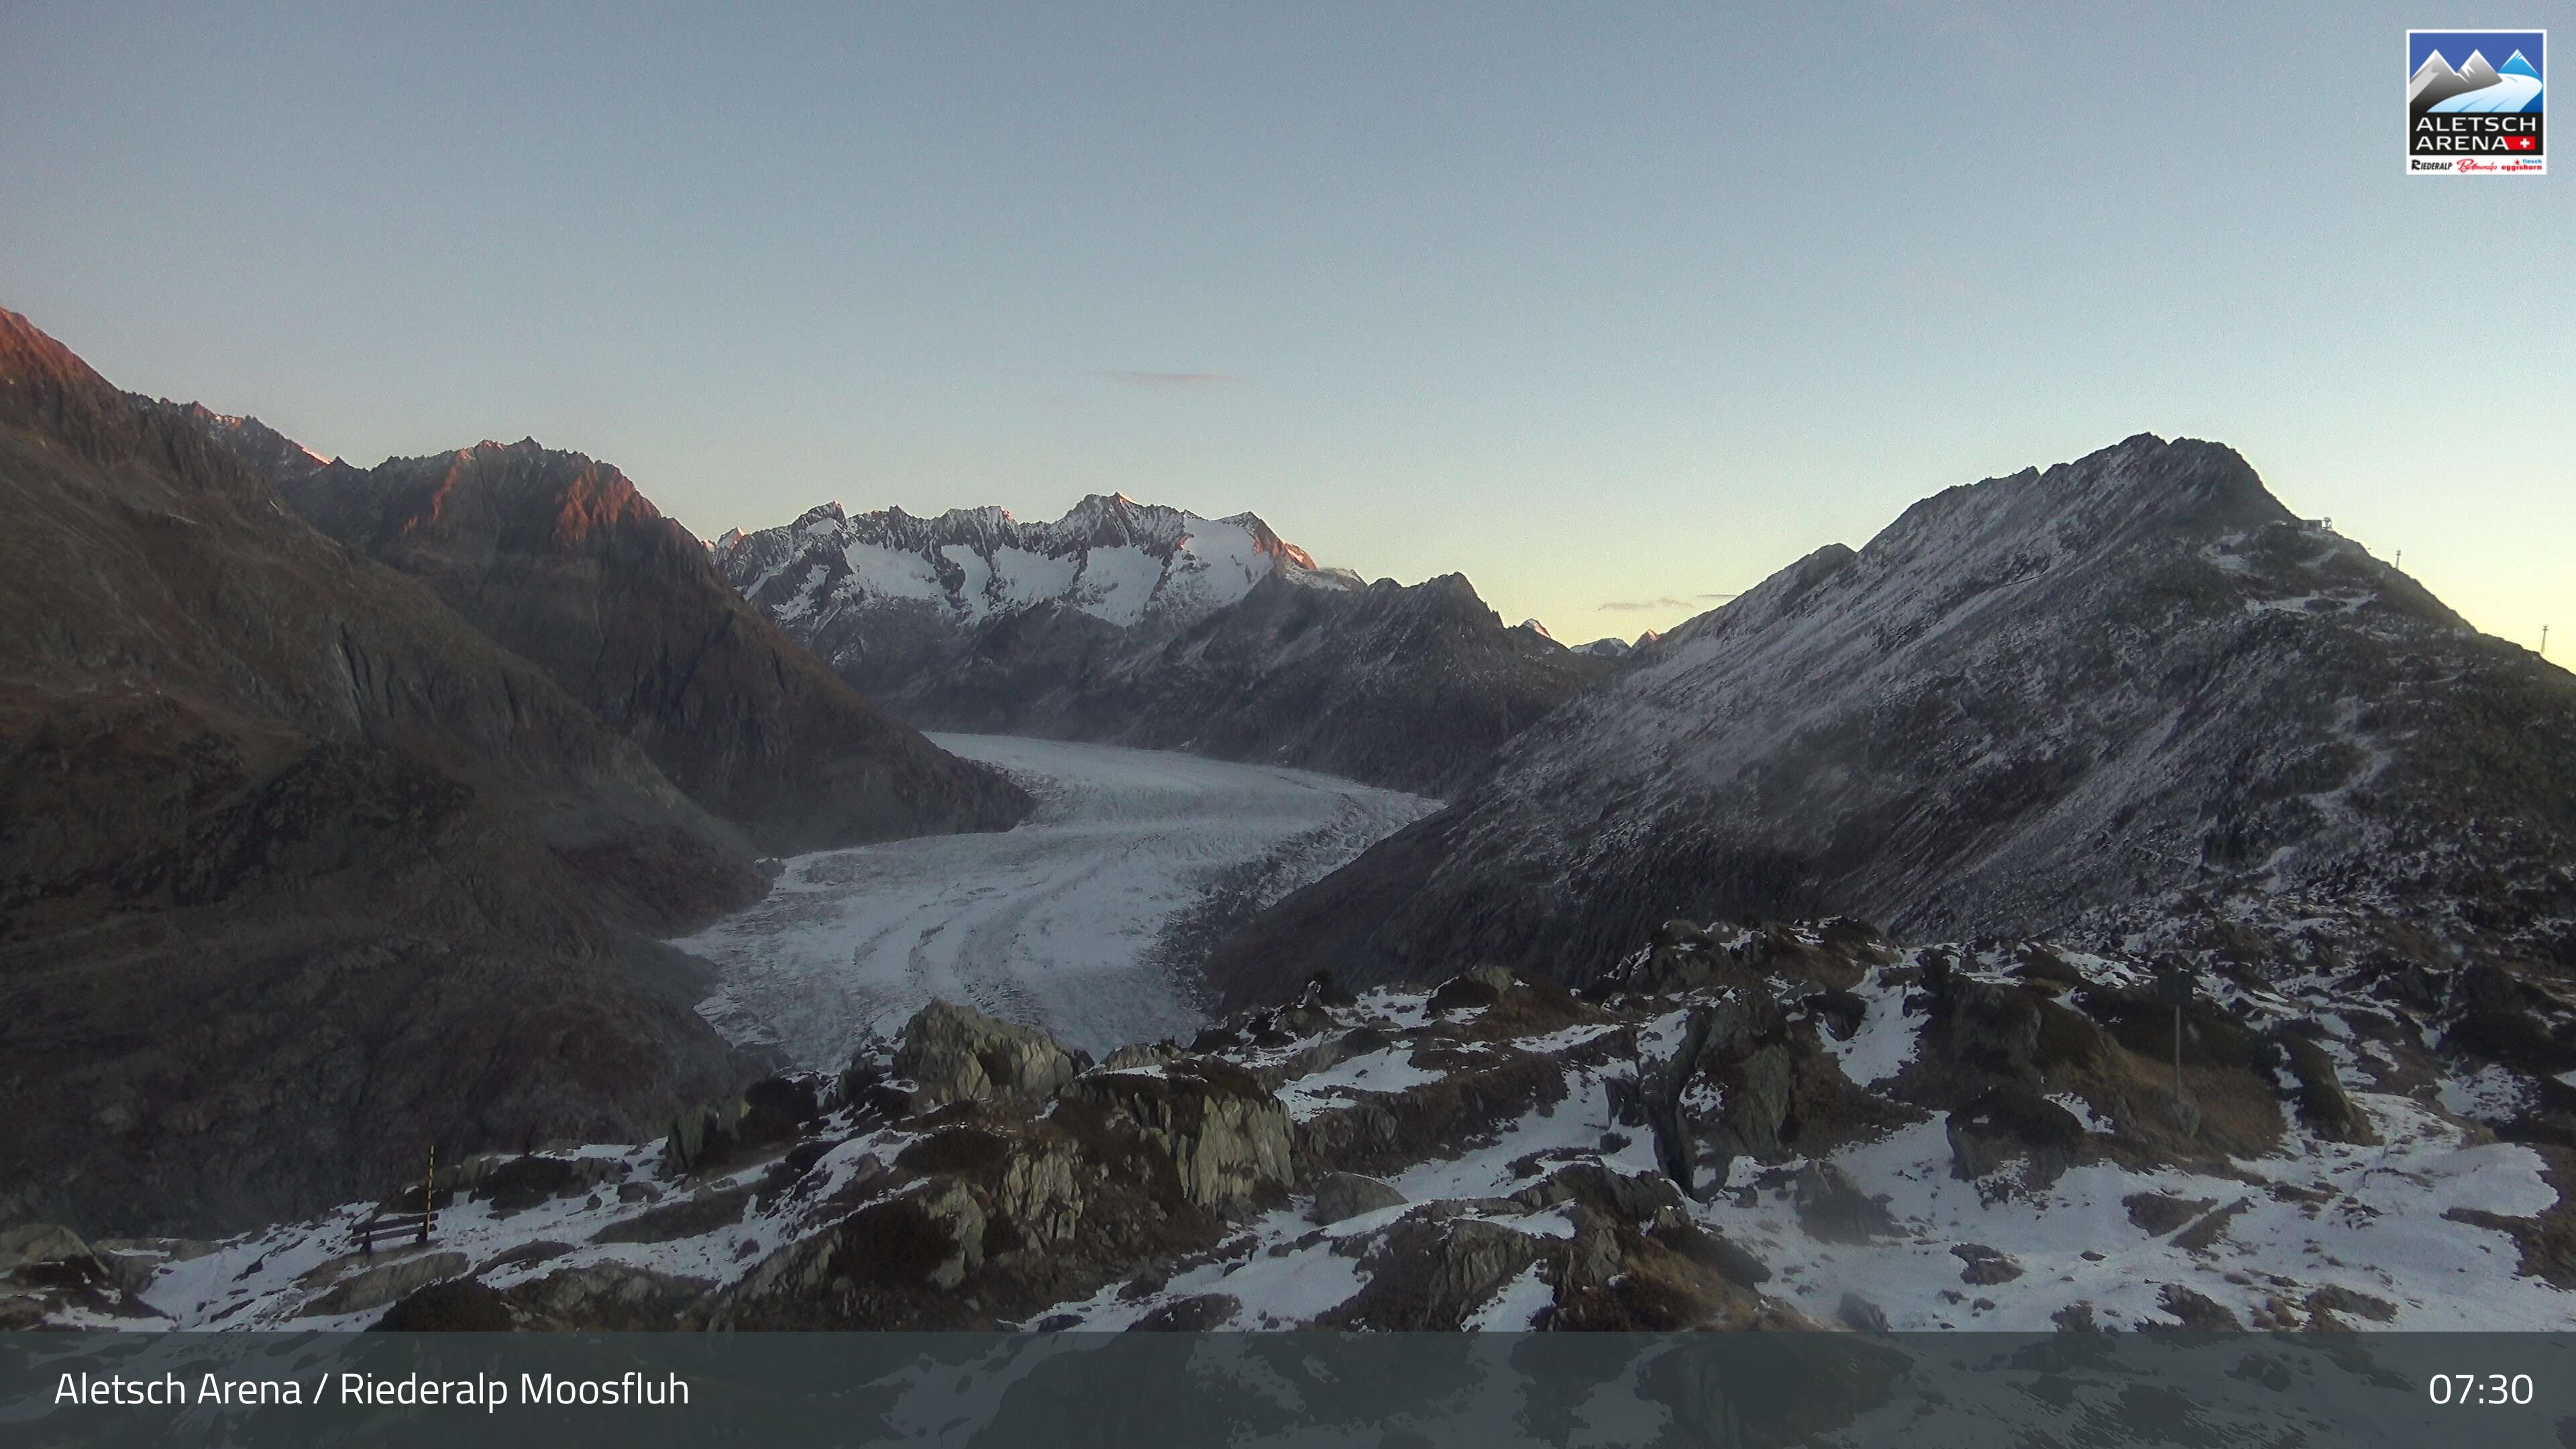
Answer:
[
  {"xmin": 180, "ymin": 425, "xmax": 1032, "ymax": 855},
  {"xmin": 20, "ymin": 907, "xmax": 2569, "ymax": 1334},
  {"xmin": 1208, "ymin": 434, "xmax": 2576, "ymax": 1006}
]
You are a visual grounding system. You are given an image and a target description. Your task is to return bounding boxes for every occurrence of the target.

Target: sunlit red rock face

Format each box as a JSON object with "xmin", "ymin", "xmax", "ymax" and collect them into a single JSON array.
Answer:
[{"xmin": 257, "ymin": 439, "xmax": 1032, "ymax": 856}]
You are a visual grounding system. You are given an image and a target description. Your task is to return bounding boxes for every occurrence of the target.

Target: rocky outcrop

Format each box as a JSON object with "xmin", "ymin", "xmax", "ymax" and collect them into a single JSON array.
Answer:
[
  {"xmin": 0, "ymin": 1223, "xmax": 161, "ymax": 1329},
  {"xmin": 2274, "ymin": 1026, "xmax": 2379, "ymax": 1145},
  {"xmin": 302, "ymin": 1250, "xmax": 471, "ymax": 1318},
  {"xmin": 1307, "ymin": 1171, "xmax": 1407, "ymax": 1224},
  {"xmin": 1060, "ymin": 1061, "xmax": 1294, "ymax": 1216},
  {"xmin": 1945, "ymin": 1089, "xmax": 2086, "ymax": 1190},
  {"xmin": 45, "ymin": 908, "xmax": 2575, "ymax": 1336},
  {"xmin": 1316, "ymin": 1216, "xmax": 1546, "ymax": 1330},
  {"xmin": 894, "ymin": 1000, "xmax": 1091, "ymax": 1110},
  {"xmin": 1617, "ymin": 985, "xmax": 1800, "ymax": 1198},
  {"xmin": 0, "ymin": 309, "xmax": 753, "ymax": 1237},
  {"xmin": 209, "ymin": 435, "xmax": 1031, "ymax": 855}
]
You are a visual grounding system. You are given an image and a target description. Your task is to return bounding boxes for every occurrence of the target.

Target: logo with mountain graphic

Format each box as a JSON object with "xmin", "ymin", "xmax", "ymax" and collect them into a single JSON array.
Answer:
[{"xmin": 2408, "ymin": 30, "xmax": 2544, "ymax": 174}]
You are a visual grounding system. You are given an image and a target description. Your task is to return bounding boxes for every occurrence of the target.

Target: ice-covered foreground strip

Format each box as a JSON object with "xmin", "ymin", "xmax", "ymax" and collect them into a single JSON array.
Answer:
[{"xmin": 680, "ymin": 735, "xmax": 1438, "ymax": 1062}]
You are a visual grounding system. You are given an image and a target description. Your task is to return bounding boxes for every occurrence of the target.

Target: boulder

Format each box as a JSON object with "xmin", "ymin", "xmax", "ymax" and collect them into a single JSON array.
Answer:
[
  {"xmin": 895, "ymin": 1000, "xmax": 1091, "ymax": 1110},
  {"xmin": 1837, "ymin": 1292, "xmax": 1891, "ymax": 1334},
  {"xmin": 302, "ymin": 1250, "xmax": 472, "ymax": 1318},
  {"xmin": 1318, "ymin": 1217, "xmax": 1547, "ymax": 1330},
  {"xmin": 373, "ymin": 1278, "xmax": 515, "ymax": 1331},
  {"xmin": 700, "ymin": 1180, "xmax": 988, "ymax": 1329},
  {"xmin": 1613, "ymin": 920, "xmax": 1753, "ymax": 996},
  {"xmin": 1793, "ymin": 1162, "xmax": 1897, "ymax": 1244},
  {"xmin": 2273, "ymin": 1028, "xmax": 2378, "ymax": 1144},
  {"xmin": 1945, "ymin": 1087, "xmax": 2085, "ymax": 1189},
  {"xmin": 1061, "ymin": 1059, "xmax": 1293, "ymax": 1215},
  {"xmin": 1509, "ymin": 1163, "xmax": 1686, "ymax": 1227},
  {"xmin": 1308, "ymin": 1172, "xmax": 1408, "ymax": 1224},
  {"xmin": 1426, "ymin": 963, "xmax": 1519, "ymax": 1014},
  {"xmin": 1098, "ymin": 1042, "xmax": 1181, "ymax": 1073},
  {"xmin": 743, "ymin": 1073, "xmax": 830, "ymax": 1129},
  {"xmin": 508, "ymin": 1263, "xmax": 711, "ymax": 1330},
  {"xmin": 1934, "ymin": 977, "xmax": 2047, "ymax": 1087},
  {"xmin": 1127, "ymin": 1293, "xmax": 1241, "ymax": 1330},
  {"xmin": 0, "ymin": 1224, "xmax": 103, "ymax": 1279},
  {"xmin": 1950, "ymin": 1243, "xmax": 2023, "ymax": 1285},
  {"xmin": 1635, "ymin": 989, "xmax": 1797, "ymax": 1196},
  {"xmin": 663, "ymin": 1095, "xmax": 749, "ymax": 1175},
  {"xmin": 475, "ymin": 1155, "xmax": 620, "ymax": 1215}
]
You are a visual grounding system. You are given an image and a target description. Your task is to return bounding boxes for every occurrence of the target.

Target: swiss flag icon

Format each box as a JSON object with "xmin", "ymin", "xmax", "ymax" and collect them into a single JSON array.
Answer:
[{"xmin": 2505, "ymin": 136, "xmax": 2538, "ymax": 152}]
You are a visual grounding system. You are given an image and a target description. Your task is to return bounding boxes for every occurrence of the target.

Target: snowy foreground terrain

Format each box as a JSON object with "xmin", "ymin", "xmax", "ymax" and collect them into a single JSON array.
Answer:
[
  {"xmin": 32, "ymin": 916, "xmax": 2570, "ymax": 1340},
  {"xmin": 680, "ymin": 735, "xmax": 1438, "ymax": 1061}
]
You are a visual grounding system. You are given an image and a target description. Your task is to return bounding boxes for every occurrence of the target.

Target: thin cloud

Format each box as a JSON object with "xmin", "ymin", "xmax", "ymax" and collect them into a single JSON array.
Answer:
[
  {"xmin": 1597, "ymin": 592, "xmax": 1739, "ymax": 612},
  {"xmin": 1099, "ymin": 370, "xmax": 1238, "ymax": 389}
]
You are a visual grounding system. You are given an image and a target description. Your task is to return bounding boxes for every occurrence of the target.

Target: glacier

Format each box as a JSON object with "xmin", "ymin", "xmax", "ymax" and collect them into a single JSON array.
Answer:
[{"xmin": 678, "ymin": 735, "xmax": 1438, "ymax": 1063}]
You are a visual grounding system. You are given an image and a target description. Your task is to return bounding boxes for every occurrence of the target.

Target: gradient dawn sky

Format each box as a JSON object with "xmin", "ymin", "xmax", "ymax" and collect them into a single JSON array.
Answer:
[{"xmin": 3, "ymin": 3, "xmax": 2568, "ymax": 651}]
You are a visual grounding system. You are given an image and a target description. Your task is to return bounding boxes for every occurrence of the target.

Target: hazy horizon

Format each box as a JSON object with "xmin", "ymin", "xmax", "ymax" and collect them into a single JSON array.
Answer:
[{"xmin": 5, "ymin": 2, "xmax": 2567, "ymax": 649}]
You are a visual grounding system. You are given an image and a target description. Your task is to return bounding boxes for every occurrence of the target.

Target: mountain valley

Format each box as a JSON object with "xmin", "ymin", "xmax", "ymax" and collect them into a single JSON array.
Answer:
[{"xmin": 5, "ymin": 307, "xmax": 2573, "ymax": 1345}]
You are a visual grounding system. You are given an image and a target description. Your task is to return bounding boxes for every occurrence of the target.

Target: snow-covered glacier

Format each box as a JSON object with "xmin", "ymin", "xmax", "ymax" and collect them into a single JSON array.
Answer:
[{"xmin": 678, "ymin": 735, "xmax": 1438, "ymax": 1063}]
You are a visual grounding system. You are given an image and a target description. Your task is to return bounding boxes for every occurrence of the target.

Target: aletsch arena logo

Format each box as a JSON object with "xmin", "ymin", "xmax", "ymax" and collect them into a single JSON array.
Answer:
[{"xmin": 2408, "ymin": 29, "xmax": 2545, "ymax": 174}]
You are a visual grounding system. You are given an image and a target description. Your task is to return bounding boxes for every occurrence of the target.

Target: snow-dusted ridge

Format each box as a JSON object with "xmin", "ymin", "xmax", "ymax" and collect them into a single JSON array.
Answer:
[
  {"xmin": 713, "ymin": 492, "xmax": 1358, "ymax": 635},
  {"xmin": 708, "ymin": 492, "xmax": 1615, "ymax": 797},
  {"xmin": 1208, "ymin": 432, "xmax": 2576, "ymax": 1010}
]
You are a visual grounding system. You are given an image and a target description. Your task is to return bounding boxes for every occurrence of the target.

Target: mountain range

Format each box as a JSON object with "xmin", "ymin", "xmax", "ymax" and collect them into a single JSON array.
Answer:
[
  {"xmin": 0, "ymin": 312, "xmax": 1025, "ymax": 1235},
  {"xmin": 1207, "ymin": 433, "xmax": 2576, "ymax": 1008},
  {"xmin": 713, "ymin": 498, "xmax": 1612, "ymax": 795},
  {"xmin": 7, "ymin": 302, "xmax": 2576, "ymax": 1337}
]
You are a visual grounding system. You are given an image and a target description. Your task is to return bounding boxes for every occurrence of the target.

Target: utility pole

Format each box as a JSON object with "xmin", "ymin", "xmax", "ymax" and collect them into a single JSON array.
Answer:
[
  {"xmin": 2544, "ymin": 624, "xmax": 2551, "ymax": 658},
  {"xmin": 2155, "ymin": 963, "xmax": 2195, "ymax": 1131}
]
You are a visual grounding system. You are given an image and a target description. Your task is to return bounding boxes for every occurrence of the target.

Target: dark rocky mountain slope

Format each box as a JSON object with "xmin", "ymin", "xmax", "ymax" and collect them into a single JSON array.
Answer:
[
  {"xmin": 189, "ymin": 431, "xmax": 1030, "ymax": 856},
  {"xmin": 0, "ymin": 309, "xmax": 764, "ymax": 1236},
  {"xmin": 712, "ymin": 496, "xmax": 1608, "ymax": 796},
  {"xmin": 1208, "ymin": 433, "xmax": 2576, "ymax": 1006}
]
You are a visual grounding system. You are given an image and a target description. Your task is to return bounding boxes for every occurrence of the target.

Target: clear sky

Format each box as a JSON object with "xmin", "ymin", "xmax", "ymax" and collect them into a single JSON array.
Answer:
[{"xmin": 3, "ymin": 3, "xmax": 2567, "ymax": 650}]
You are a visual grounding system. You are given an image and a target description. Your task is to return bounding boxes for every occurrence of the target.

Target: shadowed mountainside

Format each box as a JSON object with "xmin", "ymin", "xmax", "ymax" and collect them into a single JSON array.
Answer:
[
  {"xmin": 0, "ymin": 309, "xmax": 765, "ymax": 1235},
  {"xmin": 183, "ymin": 429, "xmax": 1032, "ymax": 856}
]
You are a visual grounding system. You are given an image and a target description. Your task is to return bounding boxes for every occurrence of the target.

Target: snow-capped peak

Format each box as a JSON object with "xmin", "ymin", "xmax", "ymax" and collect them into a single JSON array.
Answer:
[{"xmin": 716, "ymin": 492, "xmax": 1359, "ymax": 635}]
